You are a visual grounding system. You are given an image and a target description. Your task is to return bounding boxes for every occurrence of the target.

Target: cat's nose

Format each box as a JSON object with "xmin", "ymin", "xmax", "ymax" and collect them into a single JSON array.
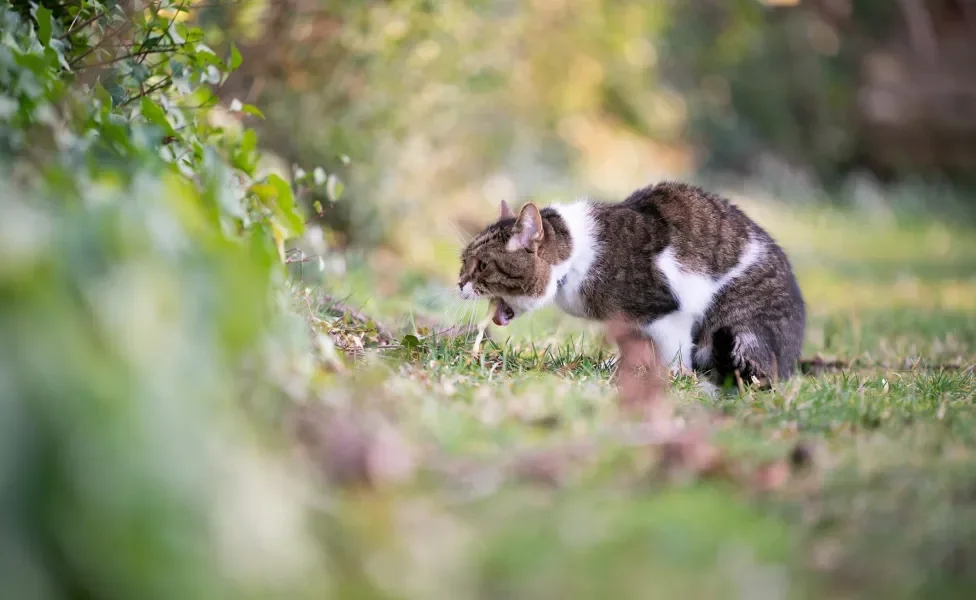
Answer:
[{"xmin": 458, "ymin": 281, "xmax": 476, "ymax": 299}]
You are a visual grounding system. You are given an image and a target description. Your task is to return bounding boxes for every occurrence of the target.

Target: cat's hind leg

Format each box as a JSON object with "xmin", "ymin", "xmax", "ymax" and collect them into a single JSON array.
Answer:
[{"xmin": 706, "ymin": 325, "xmax": 778, "ymax": 389}]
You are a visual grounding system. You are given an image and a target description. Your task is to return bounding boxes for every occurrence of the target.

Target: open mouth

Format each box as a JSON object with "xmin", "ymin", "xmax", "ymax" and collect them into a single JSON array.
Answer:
[{"xmin": 492, "ymin": 298, "xmax": 517, "ymax": 326}]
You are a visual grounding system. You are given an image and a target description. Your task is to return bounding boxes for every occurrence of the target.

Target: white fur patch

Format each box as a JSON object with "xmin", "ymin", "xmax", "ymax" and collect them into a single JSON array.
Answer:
[
  {"xmin": 498, "ymin": 200, "xmax": 599, "ymax": 319},
  {"xmin": 643, "ymin": 237, "xmax": 765, "ymax": 370},
  {"xmin": 645, "ymin": 311, "xmax": 696, "ymax": 369},
  {"xmin": 459, "ymin": 281, "xmax": 477, "ymax": 300},
  {"xmin": 550, "ymin": 201, "xmax": 600, "ymax": 318}
]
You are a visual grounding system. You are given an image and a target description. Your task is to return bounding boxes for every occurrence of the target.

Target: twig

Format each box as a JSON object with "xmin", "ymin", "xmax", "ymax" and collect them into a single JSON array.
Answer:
[
  {"xmin": 119, "ymin": 76, "xmax": 173, "ymax": 106},
  {"xmin": 59, "ymin": 10, "xmax": 103, "ymax": 40},
  {"xmin": 81, "ymin": 47, "xmax": 185, "ymax": 69},
  {"xmin": 285, "ymin": 254, "xmax": 321, "ymax": 264},
  {"xmin": 69, "ymin": 15, "xmax": 134, "ymax": 68},
  {"xmin": 140, "ymin": 0, "xmax": 189, "ymax": 66}
]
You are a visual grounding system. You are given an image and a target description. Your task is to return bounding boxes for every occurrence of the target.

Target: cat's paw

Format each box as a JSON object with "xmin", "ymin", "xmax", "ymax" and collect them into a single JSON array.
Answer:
[{"xmin": 733, "ymin": 356, "xmax": 772, "ymax": 389}]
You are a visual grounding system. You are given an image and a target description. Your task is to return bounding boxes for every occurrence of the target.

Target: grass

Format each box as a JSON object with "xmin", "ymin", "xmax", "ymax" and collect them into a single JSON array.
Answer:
[{"xmin": 297, "ymin": 191, "xmax": 976, "ymax": 600}]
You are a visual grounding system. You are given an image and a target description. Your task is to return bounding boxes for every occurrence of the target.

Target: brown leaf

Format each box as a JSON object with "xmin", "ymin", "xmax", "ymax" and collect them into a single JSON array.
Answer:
[
  {"xmin": 657, "ymin": 428, "xmax": 728, "ymax": 480},
  {"xmin": 510, "ymin": 451, "xmax": 568, "ymax": 487},
  {"xmin": 290, "ymin": 405, "xmax": 415, "ymax": 489},
  {"xmin": 752, "ymin": 459, "xmax": 791, "ymax": 492},
  {"xmin": 508, "ymin": 443, "xmax": 591, "ymax": 488},
  {"xmin": 365, "ymin": 422, "xmax": 416, "ymax": 488}
]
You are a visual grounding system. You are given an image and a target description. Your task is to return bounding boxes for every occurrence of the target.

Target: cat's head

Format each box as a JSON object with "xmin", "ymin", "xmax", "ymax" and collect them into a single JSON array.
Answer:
[{"xmin": 457, "ymin": 200, "xmax": 564, "ymax": 325}]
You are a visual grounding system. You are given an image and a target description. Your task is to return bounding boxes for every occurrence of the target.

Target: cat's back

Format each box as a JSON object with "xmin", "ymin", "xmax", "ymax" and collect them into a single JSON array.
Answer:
[
  {"xmin": 618, "ymin": 181, "xmax": 752, "ymax": 231},
  {"xmin": 599, "ymin": 181, "xmax": 761, "ymax": 276}
]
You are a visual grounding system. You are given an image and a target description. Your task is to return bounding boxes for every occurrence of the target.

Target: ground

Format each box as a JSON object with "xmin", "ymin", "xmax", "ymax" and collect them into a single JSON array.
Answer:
[{"xmin": 297, "ymin": 192, "xmax": 976, "ymax": 600}]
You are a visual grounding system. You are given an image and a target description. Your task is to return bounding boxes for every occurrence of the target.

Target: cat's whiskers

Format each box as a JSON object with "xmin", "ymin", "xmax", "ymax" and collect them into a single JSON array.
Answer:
[
  {"xmin": 445, "ymin": 299, "xmax": 467, "ymax": 326},
  {"xmin": 458, "ymin": 301, "xmax": 476, "ymax": 328},
  {"xmin": 448, "ymin": 222, "xmax": 472, "ymax": 248}
]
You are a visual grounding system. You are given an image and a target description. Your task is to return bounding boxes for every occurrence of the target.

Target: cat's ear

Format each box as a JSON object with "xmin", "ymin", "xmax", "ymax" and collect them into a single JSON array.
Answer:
[
  {"xmin": 507, "ymin": 203, "xmax": 544, "ymax": 252},
  {"xmin": 499, "ymin": 199, "xmax": 515, "ymax": 220}
]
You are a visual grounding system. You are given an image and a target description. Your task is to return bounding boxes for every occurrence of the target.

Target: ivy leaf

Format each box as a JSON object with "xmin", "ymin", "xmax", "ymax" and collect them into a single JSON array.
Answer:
[
  {"xmin": 130, "ymin": 62, "xmax": 151, "ymax": 84},
  {"xmin": 228, "ymin": 100, "xmax": 263, "ymax": 119},
  {"xmin": 267, "ymin": 174, "xmax": 304, "ymax": 236},
  {"xmin": 228, "ymin": 43, "xmax": 243, "ymax": 71},
  {"xmin": 183, "ymin": 86, "xmax": 217, "ymax": 109},
  {"xmin": 34, "ymin": 6, "xmax": 53, "ymax": 47},
  {"xmin": 231, "ymin": 129, "xmax": 259, "ymax": 175},
  {"xmin": 241, "ymin": 104, "xmax": 264, "ymax": 119},
  {"xmin": 249, "ymin": 183, "xmax": 276, "ymax": 200},
  {"xmin": 140, "ymin": 97, "xmax": 174, "ymax": 134}
]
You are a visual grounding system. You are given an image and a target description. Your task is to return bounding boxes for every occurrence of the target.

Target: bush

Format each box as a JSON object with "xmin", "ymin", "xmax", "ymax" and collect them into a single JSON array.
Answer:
[{"xmin": 0, "ymin": 2, "xmax": 338, "ymax": 596}]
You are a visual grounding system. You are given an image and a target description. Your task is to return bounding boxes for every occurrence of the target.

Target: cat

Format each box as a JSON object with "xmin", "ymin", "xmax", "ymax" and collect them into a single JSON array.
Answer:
[{"xmin": 457, "ymin": 181, "xmax": 806, "ymax": 387}]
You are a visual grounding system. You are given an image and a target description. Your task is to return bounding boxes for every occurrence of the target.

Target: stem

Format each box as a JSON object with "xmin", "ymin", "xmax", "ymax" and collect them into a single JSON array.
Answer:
[{"xmin": 119, "ymin": 76, "xmax": 173, "ymax": 106}]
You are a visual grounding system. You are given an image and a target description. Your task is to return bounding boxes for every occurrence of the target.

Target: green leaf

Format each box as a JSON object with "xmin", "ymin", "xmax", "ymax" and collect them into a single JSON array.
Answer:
[
  {"xmin": 130, "ymin": 62, "xmax": 151, "ymax": 84},
  {"xmin": 34, "ymin": 5, "xmax": 53, "ymax": 47},
  {"xmin": 228, "ymin": 43, "xmax": 243, "ymax": 71},
  {"xmin": 93, "ymin": 82, "xmax": 112, "ymax": 111},
  {"xmin": 231, "ymin": 129, "xmax": 259, "ymax": 175},
  {"xmin": 248, "ymin": 183, "xmax": 276, "ymax": 200},
  {"xmin": 140, "ymin": 97, "xmax": 174, "ymax": 133},
  {"xmin": 192, "ymin": 47, "xmax": 224, "ymax": 70},
  {"xmin": 13, "ymin": 50, "xmax": 49, "ymax": 74},
  {"xmin": 401, "ymin": 334, "xmax": 421, "ymax": 349},
  {"xmin": 267, "ymin": 174, "xmax": 304, "ymax": 235},
  {"xmin": 183, "ymin": 86, "xmax": 217, "ymax": 109},
  {"xmin": 241, "ymin": 104, "xmax": 264, "ymax": 119},
  {"xmin": 239, "ymin": 128, "xmax": 257, "ymax": 154}
]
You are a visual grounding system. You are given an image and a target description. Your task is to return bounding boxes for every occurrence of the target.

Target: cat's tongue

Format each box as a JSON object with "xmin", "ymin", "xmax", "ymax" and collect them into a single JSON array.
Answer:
[{"xmin": 492, "ymin": 299, "xmax": 514, "ymax": 326}]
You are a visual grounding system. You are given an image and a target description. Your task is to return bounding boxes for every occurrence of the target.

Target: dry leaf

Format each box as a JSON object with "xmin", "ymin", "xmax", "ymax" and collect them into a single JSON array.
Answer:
[
  {"xmin": 752, "ymin": 459, "xmax": 791, "ymax": 492},
  {"xmin": 290, "ymin": 406, "xmax": 416, "ymax": 489},
  {"xmin": 657, "ymin": 428, "xmax": 727, "ymax": 480}
]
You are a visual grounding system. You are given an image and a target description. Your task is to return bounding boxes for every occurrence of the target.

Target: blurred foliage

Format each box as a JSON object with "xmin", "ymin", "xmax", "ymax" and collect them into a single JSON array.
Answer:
[
  {"xmin": 178, "ymin": 0, "xmax": 976, "ymax": 248},
  {"xmin": 0, "ymin": 1, "xmax": 340, "ymax": 596}
]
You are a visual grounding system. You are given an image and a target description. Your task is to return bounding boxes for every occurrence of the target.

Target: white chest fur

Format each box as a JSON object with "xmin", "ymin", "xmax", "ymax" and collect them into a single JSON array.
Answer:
[
  {"xmin": 644, "ymin": 238, "xmax": 764, "ymax": 370},
  {"xmin": 550, "ymin": 202, "xmax": 600, "ymax": 318}
]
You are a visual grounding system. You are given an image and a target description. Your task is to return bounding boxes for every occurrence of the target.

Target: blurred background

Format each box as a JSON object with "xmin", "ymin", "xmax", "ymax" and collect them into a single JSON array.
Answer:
[
  {"xmin": 3, "ymin": 1, "xmax": 976, "ymax": 599},
  {"xmin": 207, "ymin": 0, "xmax": 976, "ymax": 247}
]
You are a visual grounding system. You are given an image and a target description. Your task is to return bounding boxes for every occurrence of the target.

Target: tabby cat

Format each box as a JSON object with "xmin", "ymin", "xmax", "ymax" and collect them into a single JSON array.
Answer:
[{"xmin": 457, "ymin": 182, "xmax": 806, "ymax": 386}]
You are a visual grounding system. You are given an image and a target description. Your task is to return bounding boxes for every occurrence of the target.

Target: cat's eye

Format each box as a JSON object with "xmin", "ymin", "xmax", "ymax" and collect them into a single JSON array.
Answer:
[{"xmin": 476, "ymin": 259, "xmax": 487, "ymax": 273}]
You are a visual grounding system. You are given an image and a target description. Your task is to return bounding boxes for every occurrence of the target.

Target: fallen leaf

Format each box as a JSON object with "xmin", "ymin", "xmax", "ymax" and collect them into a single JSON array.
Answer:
[
  {"xmin": 657, "ymin": 428, "xmax": 727, "ymax": 481},
  {"xmin": 752, "ymin": 459, "xmax": 791, "ymax": 492},
  {"xmin": 290, "ymin": 406, "xmax": 416, "ymax": 489}
]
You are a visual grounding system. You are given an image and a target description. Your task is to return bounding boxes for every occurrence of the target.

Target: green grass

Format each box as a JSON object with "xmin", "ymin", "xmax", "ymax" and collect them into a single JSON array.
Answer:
[{"xmin": 301, "ymin": 196, "xmax": 976, "ymax": 600}]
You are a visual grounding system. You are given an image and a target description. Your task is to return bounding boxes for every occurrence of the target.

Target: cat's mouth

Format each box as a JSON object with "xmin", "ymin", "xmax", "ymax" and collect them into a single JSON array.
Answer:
[{"xmin": 492, "ymin": 298, "xmax": 517, "ymax": 326}]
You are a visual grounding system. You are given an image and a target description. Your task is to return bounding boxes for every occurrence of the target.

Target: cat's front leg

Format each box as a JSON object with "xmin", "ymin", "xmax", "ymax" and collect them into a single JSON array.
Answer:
[{"xmin": 643, "ymin": 312, "xmax": 695, "ymax": 375}]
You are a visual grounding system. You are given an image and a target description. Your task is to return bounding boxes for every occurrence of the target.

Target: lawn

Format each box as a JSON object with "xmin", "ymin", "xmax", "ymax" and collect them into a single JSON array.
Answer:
[{"xmin": 297, "ymin": 191, "xmax": 976, "ymax": 600}]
